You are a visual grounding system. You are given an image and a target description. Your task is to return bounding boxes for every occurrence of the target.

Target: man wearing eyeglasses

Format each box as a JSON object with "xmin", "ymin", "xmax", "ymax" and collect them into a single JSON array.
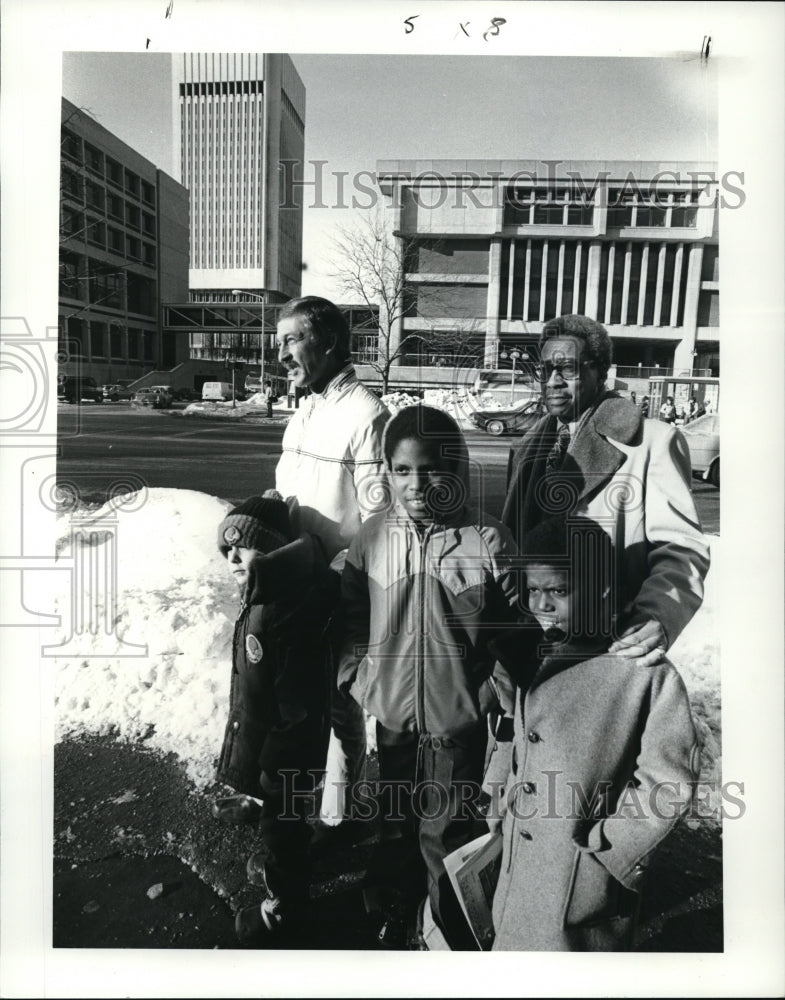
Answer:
[{"xmin": 502, "ymin": 314, "xmax": 710, "ymax": 667}]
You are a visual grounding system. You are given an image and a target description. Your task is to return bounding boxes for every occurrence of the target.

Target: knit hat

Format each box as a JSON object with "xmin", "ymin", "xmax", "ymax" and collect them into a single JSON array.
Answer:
[{"xmin": 217, "ymin": 496, "xmax": 294, "ymax": 556}]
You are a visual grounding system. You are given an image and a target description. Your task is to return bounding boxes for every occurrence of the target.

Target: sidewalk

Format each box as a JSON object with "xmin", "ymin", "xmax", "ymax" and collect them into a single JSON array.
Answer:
[{"xmin": 53, "ymin": 733, "xmax": 723, "ymax": 952}]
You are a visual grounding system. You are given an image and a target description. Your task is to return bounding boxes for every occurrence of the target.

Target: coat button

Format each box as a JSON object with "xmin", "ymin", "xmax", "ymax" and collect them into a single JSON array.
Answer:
[
  {"xmin": 527, "ymin": 731, "xmax": 540, "ymax": 743},
  {"xmin": 521, "ymin": 782, "xmax": 536, "ymax": 794},
  {"xmin": 232, "ymin": 721, "xmax": 240, "ymax": 731}
]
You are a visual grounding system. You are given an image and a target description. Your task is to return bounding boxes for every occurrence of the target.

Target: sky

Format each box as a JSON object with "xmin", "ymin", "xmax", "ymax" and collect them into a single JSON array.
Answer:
[{"xmin": 62, "ymin": 51, "xmax": 717, "ymax": 299}]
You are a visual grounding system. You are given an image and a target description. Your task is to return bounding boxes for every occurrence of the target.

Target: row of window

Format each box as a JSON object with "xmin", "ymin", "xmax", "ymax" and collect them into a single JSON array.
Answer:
[
  {"xmin": 59, "ymin": 251, "xmax": 157, "ymax": 316},
  {"xmin": 61, "ymin": 127, "xmax": 156, "ymax": 206},
  {"xmin": 504, "ymin": 192, "xmax": 699, "ymax": 229},
  {"xmin": 61, "ymin": 316, "xmax": 156, "ymax": 362},
  {"xmin": 180, "ymin": 80, "xmax": 263, "ymax": 96},
  {"xmin": 62, "ymin": 171, "xmax": 156, "ymax": 234},
  {"xmin": 61, "ymin": 208, "xmax": 157, "ymax": 265}
]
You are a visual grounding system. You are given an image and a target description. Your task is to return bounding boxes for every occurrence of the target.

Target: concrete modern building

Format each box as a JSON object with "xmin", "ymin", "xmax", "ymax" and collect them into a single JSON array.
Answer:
[
  {"xmin": 58, "ymin": 98, "xmax": 190, "ymax": 384},
  {"xmin": 377, "ymin": 159, "xmax": 720, "ymax": 387},
  {"xmin": 175, "ymin": 53, "xmax": 305, "ymax": 301}
]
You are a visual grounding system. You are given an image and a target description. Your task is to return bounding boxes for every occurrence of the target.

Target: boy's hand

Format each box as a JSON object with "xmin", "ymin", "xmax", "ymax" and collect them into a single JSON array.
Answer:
[{"xmin": 608, "ymin": 619, "xmax": 666, "ymax": 667}]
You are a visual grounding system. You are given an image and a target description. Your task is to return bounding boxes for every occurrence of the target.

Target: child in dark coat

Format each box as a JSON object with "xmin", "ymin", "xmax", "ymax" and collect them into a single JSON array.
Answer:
[
  {"xmin": 215, "ymin": 496, "xmax": 334, "ymax": 943},
  {"xmin": 489, "ymin": 516, "xmax": 700, "ymax": 951}
]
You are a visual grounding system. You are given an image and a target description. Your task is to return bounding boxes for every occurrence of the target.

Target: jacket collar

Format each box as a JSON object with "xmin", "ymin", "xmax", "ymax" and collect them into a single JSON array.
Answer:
[
  {"xmin": 311, "ymin": 364, "xmax": 357, "ymax": 403},
  {"xmin": 556, "ymin": 390, "xmax": 642, "ymax": 506}
]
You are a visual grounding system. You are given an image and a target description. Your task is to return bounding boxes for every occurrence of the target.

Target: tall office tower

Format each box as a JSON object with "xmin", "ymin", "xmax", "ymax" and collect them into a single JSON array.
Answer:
[{"xmin": 176, "ymin": 53, "xmax": 305, "ymax": 301}]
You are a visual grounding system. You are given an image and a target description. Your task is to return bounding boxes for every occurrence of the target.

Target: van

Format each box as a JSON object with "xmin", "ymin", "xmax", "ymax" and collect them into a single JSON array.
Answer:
[
  {"xmin": 202, "ymin": 381, "xmax": 240, "ymax": 402},
  {"xmin": 244, "ymin": 373, "xmax": 262, "ymax": 395}
]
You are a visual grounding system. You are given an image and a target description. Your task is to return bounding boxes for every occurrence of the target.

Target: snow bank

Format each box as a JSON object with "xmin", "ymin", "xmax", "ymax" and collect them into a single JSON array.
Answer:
[{"xmin": 51, "ymin": 489, "xmax": 721, "ymax": 802}]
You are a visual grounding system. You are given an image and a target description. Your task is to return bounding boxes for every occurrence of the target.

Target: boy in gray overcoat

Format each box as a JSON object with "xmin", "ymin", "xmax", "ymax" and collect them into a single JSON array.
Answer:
[{"xmin": 489, "ymin": 516, "xmax": 701, "ymax": 951}]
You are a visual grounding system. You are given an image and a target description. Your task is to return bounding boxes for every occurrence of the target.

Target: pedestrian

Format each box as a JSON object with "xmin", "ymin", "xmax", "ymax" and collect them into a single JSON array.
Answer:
[
  {"xmin": 630, "ymin": 390, "xmax": 637, "ymax": 406},
  {"xmin": 502, "ymin": 315, "xmax": 709, "ymax": 667},
  {"xmin": 338, "ymin": 405, "xmax": 520, "ymax": 949},
  {"xmin": 659, "ymin": 395, "xmax": 677, "ymax": 423},
  {"xmin": 213, "ymin": 496, "xmax": 335, "ymax": 943},
  {"xmin": 263, "ymin": 380, "xmax": 275, "ymax": 418},
  {"xmin": 248, "ymin": 296, "xmax": 390, "ymax": 846},
  {"xmin": 489, "ymin": 516, "xmax": 700, "ymax": 951},
  {"xmin": 640, "ymin": 395, "xmax": 650, "ymax": 418}
]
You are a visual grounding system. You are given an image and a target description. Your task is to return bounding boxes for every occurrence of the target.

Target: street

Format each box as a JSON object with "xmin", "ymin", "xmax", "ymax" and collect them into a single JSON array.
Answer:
[{"xmin": 56, "ymin": 403, "xmax": 720, "ymax": 532}]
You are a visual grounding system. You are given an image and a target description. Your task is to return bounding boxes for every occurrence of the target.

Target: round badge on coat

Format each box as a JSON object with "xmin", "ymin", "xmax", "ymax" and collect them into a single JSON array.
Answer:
[{"xmin": 245, "ymin": 634, "xmax": 263, "ymax": 663}]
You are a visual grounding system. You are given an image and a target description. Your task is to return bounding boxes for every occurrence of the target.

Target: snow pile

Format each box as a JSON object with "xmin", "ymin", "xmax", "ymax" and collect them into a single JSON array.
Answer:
[
  {"xmin": 50, "ymin": 489, "xmax": 721, "ymax": 805},
  {"xmin": 50, "ymin": 490, "xmax": 237, "ymax": 787},
  {"xmin": 379, "ymin": 391, "xmax": 422, "ymax": 413}
]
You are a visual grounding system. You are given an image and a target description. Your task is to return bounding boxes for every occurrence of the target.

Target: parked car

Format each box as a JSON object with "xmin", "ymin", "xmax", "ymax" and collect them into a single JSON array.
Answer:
[
  {"xmin": 680, "ymin": 412, "xmax": 720, "ymax": 487},
  {"xmin": 244, "ymin": 374, "xmax": 262, "ymax": 395},
  {"xmin": 132, "ymin": 386, "xmax": 172, "ymax": 409},
  {"xmin": 102, "ymin": 382, "xmax": 135, "ymax": 402},
  {"xmin": 58, "ymin": 375, "xmax": 103, "ymax": 404},
  {"xmin": 470, "ymin": 397, "xmax": 546, "ymax": 436},
  {"xmin": 169, "ymin": 386, "xmax": 201, "ymax": 402}
]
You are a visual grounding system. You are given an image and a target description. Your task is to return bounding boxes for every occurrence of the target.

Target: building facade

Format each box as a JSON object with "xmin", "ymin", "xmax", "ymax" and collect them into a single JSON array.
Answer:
[
  {"xmin": 58, "ymin": 98, "xmax": 190, "ymax": 384},
  {"xmin": 176, "ymin": 53, "xmax": 305, "ymax": 300},
  {"xmin": 377, "ymin": 159, "xmax": 720, "ymax": 382}
]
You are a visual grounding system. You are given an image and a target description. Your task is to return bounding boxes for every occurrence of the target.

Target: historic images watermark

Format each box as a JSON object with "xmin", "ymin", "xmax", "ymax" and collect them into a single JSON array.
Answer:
[{"xmin": 279, "ymin": 160, "xmax": 746, "ymax": 212}]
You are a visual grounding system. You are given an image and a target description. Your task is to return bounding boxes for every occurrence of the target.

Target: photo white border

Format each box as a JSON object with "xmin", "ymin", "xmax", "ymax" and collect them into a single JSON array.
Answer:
[{"xmin": 1, "ymin": 1, "xmax": 783, "ymax": 996}]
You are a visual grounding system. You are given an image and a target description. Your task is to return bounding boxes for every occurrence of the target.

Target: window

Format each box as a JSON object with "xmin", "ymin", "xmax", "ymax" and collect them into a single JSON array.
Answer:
[
  {"xmin": 61, "ymin": 167, "xmax": 82, "ymax": 201},
  {"xmin": 106, "ymin": 158, "xmax": 123, "ymax": 187},
  {"xmin": 126, "ymin": 236, "xmax": 141, "ymax": 259},
  {"xmin": 90, "ymin": 320, "xmax": 107, "ymax": 357},
  {"xmin": 86, "ymin": 218, "xmax": 105, "ymax": 248},
  {"xmin": 127, "ymin": 273, "xmax": 155, "ymax": 315},
  {"xmin": 607, "ymin": 200, "xmax": 633, "ymax": 227},
  {"xmin": 108, "ymin": 227, "xmax": 124, "ymax": 253},
  {"xmin": 141, "ymin": 180, "xmax": 155, "ymax": 206},
  {"xmin": 108, "ymin": 193, "xmax": 124, "ymax": 219},
  {"xmin": 635, "ymin": 204, "xmax": 667, "ymax": 228},
  {"xmin": 567, "ymin": 204, "xmax": 593, "ymax": 225},
  {"xmin": 110, "ymin": 324, "xmax": 123, "ymax": 358},
  {"xmin": 86, "ymin": 181, "xmax": 105, "ymax": 211},
  {"xmin": 143, "ymin": 243, "xmax": 156, "ymax": 266},
  {"xmin": 671, "ymin": 205, "xmax": 698, "ymax": 227},
  {"xmin": 533, "ymin": 203, "xmax": 566, "ymax": 225},
  {"xmin": 142, "ymin": 212, "xmax": 156, "ymax": 236},
  {"xmin": 61, "ymin": 129, "xmax": 81, "ymax": 162},
  {"xmin": 142, "ymin": 330, "xmax": 154, "ymax": 361},
  {"xmin": 124, "ymin": 170, "xmax": 140, "ymax": 197},
  {"xmin": 61, "ymin": 206, "xmax": 84, "ymax": 239},
  {"xmin": 65, "ymin": 316, "xmax": 85, "ymax": 356},
  {"xmin": 59, "ymin": 251, "xmax": 82, "ymax": 299},
  {"xmin": 85, "ymin": 144, "xmax": 104, "ymax": 174},
  {"xmin": 128, "ymin": 328, "xmax": 140, "ymax": 359},
  {"xmin": 126, "ymin": 203, "xmax": 141, "ymax": 230}
]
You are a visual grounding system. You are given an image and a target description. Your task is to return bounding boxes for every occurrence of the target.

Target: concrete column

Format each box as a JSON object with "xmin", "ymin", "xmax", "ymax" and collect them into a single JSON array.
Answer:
[
  {"xmin": 670, "ymin": 242, "xmax": 684, "ymax": 327},
  {"xmin": 539, "ymin": 241, "xmax": 549, "ymax": 322},
  {"xmin": 637, "ymin": 243, "xmax": 649, "ymax": 325},
  {"xmin": 523, "ymin": 239, "xmax": 532, "ymax": 321},
  {"xmin": 485, "ymin": 238, "xmax": 503, "ymax": 367},
  {"xmin": 620, "ymin": 242, "xmax": 632, "ymax": 325},
  {"xmin": 672, "ymin": 243, "xmax": 704, "ymax": 372},
  {"xmin": 585, "ymin": 241, "xmax": 602, "ymax": 319},
  {"xmin": 555, "ymin": 240, "xmax": 565, "ymax": 316},
  {"xmin": 604, "ymin": 244, "xmax": 615, "ymax": 324},
  {"xmin": 572, "ymin": 242, "xmax": 583, "ymax": 312},
  {"xmin": 506, "ymin": 239, "xmax": 515, "ymax": 321},
  {"xmin": 653, "ymin": 242, "xmax": 667, "ymax": 326}
]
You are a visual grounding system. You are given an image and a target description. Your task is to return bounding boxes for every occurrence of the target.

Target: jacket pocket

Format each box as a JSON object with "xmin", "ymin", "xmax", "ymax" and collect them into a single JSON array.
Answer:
[{"xmin": 562, "ymin": 844, "xmax": 639, "ymax": 929}]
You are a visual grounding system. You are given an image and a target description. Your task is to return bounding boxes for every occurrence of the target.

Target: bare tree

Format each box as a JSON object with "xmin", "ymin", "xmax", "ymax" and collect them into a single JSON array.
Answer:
[{"xmin": 329, "ymin": 212, "xmax": 422, "ymax": 394}]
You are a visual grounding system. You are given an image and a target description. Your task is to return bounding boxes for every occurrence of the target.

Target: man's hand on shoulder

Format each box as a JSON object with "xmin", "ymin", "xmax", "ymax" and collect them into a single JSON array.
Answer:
[{"xmin": 608, "ymin": 619, "xmax": 667, "ymax": 667}]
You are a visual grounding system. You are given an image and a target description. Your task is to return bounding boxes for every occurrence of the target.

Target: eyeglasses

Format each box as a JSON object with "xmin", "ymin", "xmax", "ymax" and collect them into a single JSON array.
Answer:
[{"xmin": 532, "ymin": 359, "xmax": 595, "ymax": 383}]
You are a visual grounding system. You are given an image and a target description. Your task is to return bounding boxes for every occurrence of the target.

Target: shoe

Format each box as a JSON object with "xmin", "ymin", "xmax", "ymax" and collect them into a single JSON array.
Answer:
[
  {"xmin": 246, "ymin": 853, "xmax": 282, "ymax": 895},
  {"xmin": 235, "ymin": 898, "xmax": 283, "ymax": 944},
  {"xmin": 211, "ymin": 794, "xmax": 262, "ymax": 825},
  {"xmin": 376, "ymin": 915, "xmax": 409, "ymax": 950}
]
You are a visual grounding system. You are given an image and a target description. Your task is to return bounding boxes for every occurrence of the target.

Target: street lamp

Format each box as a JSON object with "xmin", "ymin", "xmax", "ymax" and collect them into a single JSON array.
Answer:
[
  {"xmin": 499, "ymin": 348, "xmax": 528, "ymax": 405},
  {"xmin": 231, "ymin": 291, "xmax": 266, "ymax": 393}
]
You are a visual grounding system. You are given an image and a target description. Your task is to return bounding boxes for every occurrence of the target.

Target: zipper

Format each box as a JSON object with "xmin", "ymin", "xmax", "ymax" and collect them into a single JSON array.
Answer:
[{"xmin": 414, "ymin": 522, "xmax": 435, "ymax": 734}]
